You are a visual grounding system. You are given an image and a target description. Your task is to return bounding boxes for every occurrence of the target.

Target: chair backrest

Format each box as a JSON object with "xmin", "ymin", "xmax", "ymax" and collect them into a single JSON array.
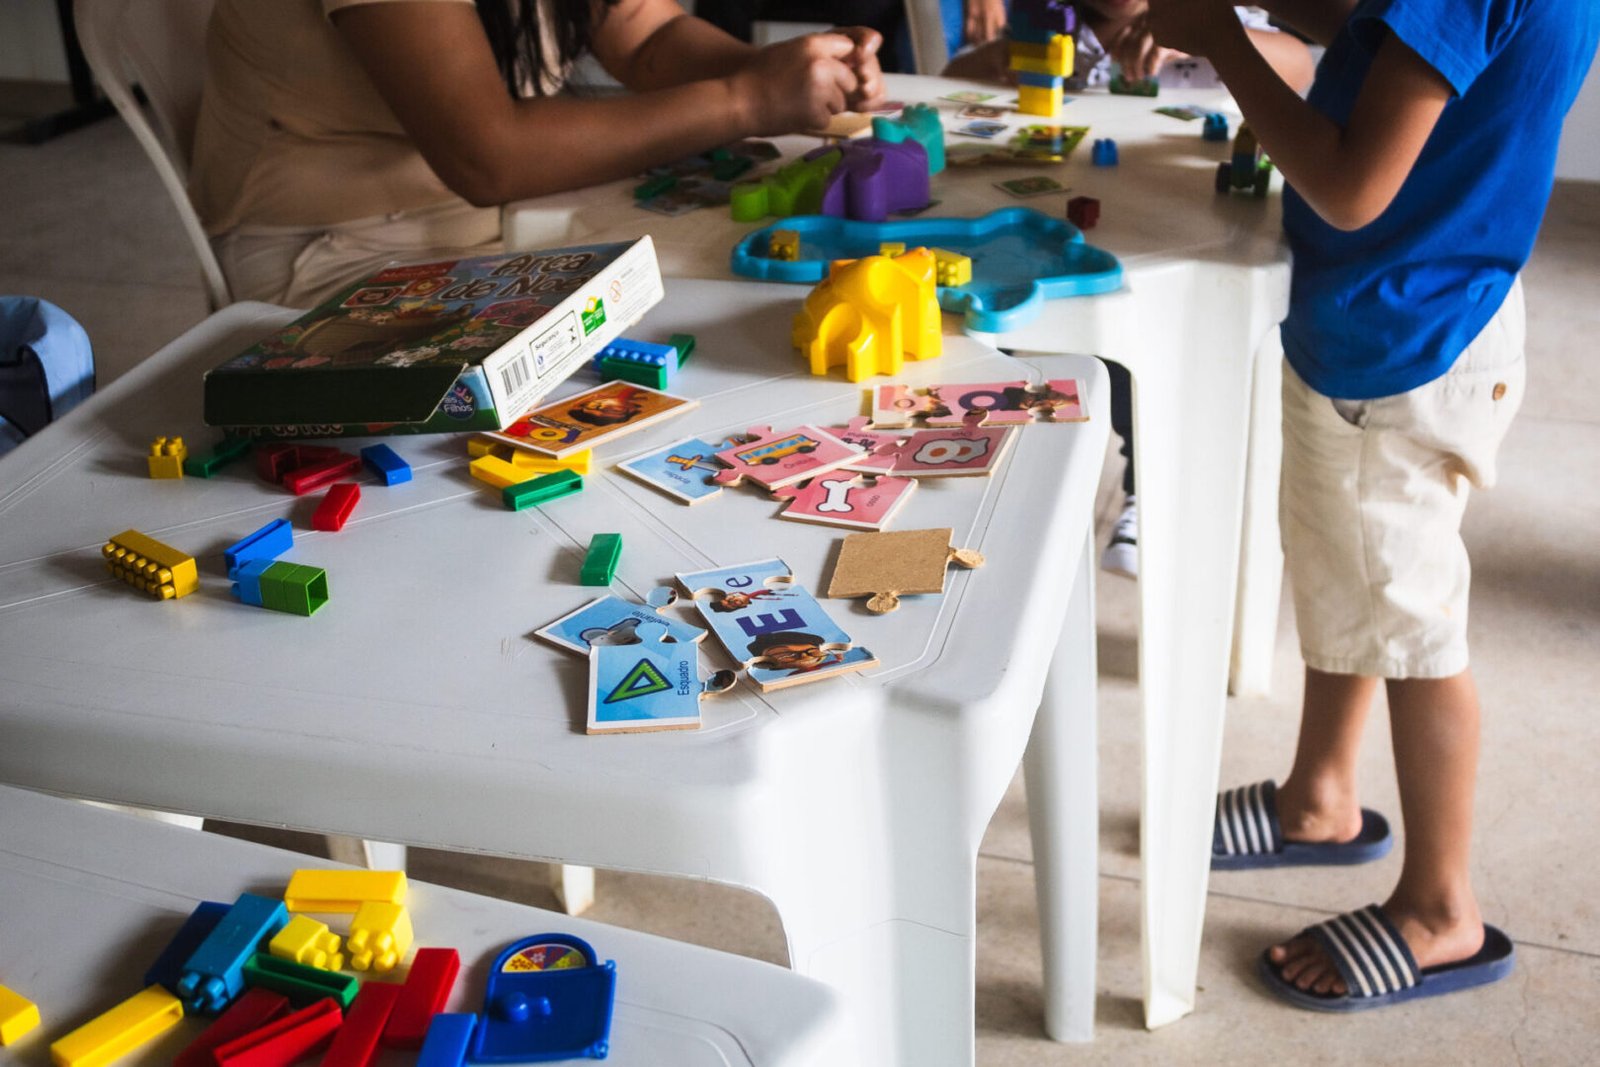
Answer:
[{"xmin": 74, "ymin": 0, "xmax": 230, "ymax": 310}]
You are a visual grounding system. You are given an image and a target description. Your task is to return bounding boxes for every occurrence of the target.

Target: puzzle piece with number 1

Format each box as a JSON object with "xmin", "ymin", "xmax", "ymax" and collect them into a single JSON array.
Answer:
[
  {"xmin": 871, "ymin": 379, "xmax": 1087, "ymax": 427},
  {"xmin": 587, "ymin": 623, "xmax": 737, "ymax": 734}
]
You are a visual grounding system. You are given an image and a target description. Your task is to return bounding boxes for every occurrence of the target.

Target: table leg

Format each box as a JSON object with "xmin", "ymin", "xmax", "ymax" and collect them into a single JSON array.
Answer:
[
  {"xmin": 1025, "ymin": 528, "xmax": 1099, "ymax": 1042},
  {"xmin": 1229, "ymin": 335, "xmax": 1286, "ymax": 696}
]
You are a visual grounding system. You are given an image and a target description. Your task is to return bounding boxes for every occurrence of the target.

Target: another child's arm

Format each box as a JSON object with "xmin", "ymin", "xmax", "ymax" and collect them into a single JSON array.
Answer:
[
  {"xmin": 332, "ymin": 0, "xmax": 883, "ymax": 207},
  {"xmin": 1148, "ymin": 0, "xmax": 1450, "ymax": 229},
  {"xmin": 1108, "ymin": 14, "xmax": 1313, "ymax": 93},
  {"xmin": 963, "ymin": 0, "xmax": 1010, "ymax": 48}
]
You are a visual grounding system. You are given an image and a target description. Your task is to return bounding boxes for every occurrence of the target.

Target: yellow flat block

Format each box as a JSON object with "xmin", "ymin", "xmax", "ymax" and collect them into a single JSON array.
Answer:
[
  {"xmin": 269, "ymin": 913, "xmax": 345, "ymax": 971},
  {"xmin": 348, "ymin": 900, "xmax": 414, "ymax": 973},
  {"xmin": 285, "ymin": 869, "xmax": 407, "ymax": 913},
  {"xmin": 50, "ymin": 986, "xmax": 181, "ymax": 1067},
  {"xmin": 102, "ymin": 529, "xmax": 198, "ymax": 600},
  {"xmin": 506, "ymin": 448, "xmax": 592, "ymax": 475},
  {"xmin": 469, "ymin": 452, "xmax": 532, "ymax": 490},
  {"xmin": 0, "ymin": 984, "xmax": 40, "ymax": 1045}
]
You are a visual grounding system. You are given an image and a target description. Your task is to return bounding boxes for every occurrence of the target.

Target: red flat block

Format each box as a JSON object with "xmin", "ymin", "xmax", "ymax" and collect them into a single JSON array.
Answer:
[
  {"xmin": 319, "ymin": 979, "xmax": 400, "ymax": 1067},
  {"xmin": 215, "ymin": 997, "xmax": 342, "ymax": 1067},
  {"xmin": 283, "ymin": 455, "xmax": 362, "ymax": 496},
  {"xmin": 255, "ymin": 445, "xmax": 302, "ymax": 485},
  {"xmin": 311, "ymin": 483, "xmax": 361, "ymax": 532},
  {"xmin": 381, "ymin": 948, "xmax": 460, "ymax": 1049},
  {"xmin": 175, "ymin": 988, "xmax": 289, "ymax": 1067}
]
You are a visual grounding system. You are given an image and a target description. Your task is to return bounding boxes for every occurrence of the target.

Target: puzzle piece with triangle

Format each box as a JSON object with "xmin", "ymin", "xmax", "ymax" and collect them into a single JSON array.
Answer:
[
  {"xmin": 677, "ymin": 558, "xmax": 877, "ymax": 691},
  {"xmin": 772, "ymin": 473, "xmax": 917, "ymax": 530},
  {"xmin": 587, "ymin": 623, "xmax": 737, "ymax": 734},
  {"xmin": 709, "ymin": 425, "xmax": 865, "ymax": 491},
  {"xmin": 536, "ymin": 586, "xmax": 706, "ymax": 654},
  {"xmin": 870, "ymin": 379, "xmax": 1087, "ymax": 427}
]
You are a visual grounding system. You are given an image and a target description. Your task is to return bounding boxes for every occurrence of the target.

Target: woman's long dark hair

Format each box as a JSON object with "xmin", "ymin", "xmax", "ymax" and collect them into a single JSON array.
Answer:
[{"xmin": 474, "ymin": 0, "xmax": 621, "ymax": 96}]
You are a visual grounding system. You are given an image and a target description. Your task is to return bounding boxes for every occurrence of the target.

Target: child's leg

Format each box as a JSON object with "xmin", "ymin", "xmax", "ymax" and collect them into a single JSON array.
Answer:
[{"xmin": 1276, "ymin": 667, "xmax": 1376, "ymax": 844}]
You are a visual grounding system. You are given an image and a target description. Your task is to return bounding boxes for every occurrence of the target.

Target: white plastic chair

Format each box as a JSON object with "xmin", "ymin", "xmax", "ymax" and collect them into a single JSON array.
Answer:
[{"xmin": 74, "ymin": 0, "xmax": 231, "ymax": 311}]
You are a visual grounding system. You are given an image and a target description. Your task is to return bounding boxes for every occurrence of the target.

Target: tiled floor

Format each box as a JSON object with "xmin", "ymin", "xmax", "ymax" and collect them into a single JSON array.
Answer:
[{"xmin": 4, "ymin": 117, "xmax": 1597, "ymax": 1064}]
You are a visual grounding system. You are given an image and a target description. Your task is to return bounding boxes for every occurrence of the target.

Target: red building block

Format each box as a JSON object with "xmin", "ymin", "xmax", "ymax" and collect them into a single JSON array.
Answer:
[
  {"xmin": 382, "ymin": 948, "xmax": 460, "ymax": 1049},
  {"xmin": 214, "ymin": 998, "xmax": 342, "ymax": 1067},
  {"xmin": 311, "ymin": 483, "xmax": 361, "ymax": 532},
  {"xmin": 283, "ymin": 455, "xmax": 363, "ymax": 496},
  {"xmin": 1066, "ymin": 195, "xmax": 1100, "ymax": 230},
  {"xmin": 175, "ymin": 988, "xmax": 289, "ymax": 1067},
  {"xmin": 319, "ymin": 979, "xmax": 400, "ymax": 1067}
]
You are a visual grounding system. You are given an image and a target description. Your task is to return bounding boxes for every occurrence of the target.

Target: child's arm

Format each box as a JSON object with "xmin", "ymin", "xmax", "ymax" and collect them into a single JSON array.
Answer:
[
  {"xmin": 1148, "ymin": 1, "xmax": 1450, "ymax": 230},
  {"xmin": 1111, "ymin": 21, "xmax": 1312, "ymax": 91},
  {"xmin": 331, "ymin": 0, "xmax": 882, "ymax": 207},
  {"xmin": 963, "ymin": 0, "xmax": 1010, "ymax": 48}
]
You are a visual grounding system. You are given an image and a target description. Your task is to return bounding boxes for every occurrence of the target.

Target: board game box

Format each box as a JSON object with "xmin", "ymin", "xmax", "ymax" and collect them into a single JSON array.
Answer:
[{"xmin": 202, "ymin": 238, "xmax": 663, "ymax": 437}]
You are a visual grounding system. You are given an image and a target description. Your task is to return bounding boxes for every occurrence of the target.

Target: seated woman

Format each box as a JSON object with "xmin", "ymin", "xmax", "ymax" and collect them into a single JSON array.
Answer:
[{"xmin": 191, "ymin": 0, "xmax": 885, "ymax": 307}]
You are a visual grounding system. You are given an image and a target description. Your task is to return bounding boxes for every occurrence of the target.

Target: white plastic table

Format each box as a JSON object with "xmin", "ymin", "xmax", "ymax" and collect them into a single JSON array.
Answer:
[
  {"xmin": 0, "ymin": 279, "xmax": 1109, "ymax": 1066},
  {"xmin": 503, "ymin": 75, "xmax": 1290, "ymax": 1030},
  {"xmin": 0, "ymin": 784, "xmax": 845, "ymax": 1066}
]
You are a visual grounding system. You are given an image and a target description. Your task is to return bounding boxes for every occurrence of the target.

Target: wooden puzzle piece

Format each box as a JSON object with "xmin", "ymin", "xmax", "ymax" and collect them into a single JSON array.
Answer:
[
  {"xmin": 709, "ymin": 425, "xmax": 864, "ymax": 491},
  {"xmin": 870, "ymin": 379, "xmax": 1087, "ymax": 428},
  {"xmin": 536, "ymin": 586, "xmax": 705, "ymax": 654},
  {"xmin": 826, "ymin": 527, "xmax": 986, "ymax": 614},
  {"xmin": 676, "ymin": 558, "xmax": 877, "ymax": 691},
  {"xmin": 772, "ymin": 473, "xmax": 917, "ymax": 531},
  {"xmin": 488, "ymin": 381, "xmax": 697, "ymax": 458},
  {"xmin": 855, "ymin": 414, "xmax": 1014, "ymax": 477},
  {"xmin": 870, "ymin": 384, "xmax": 944, "ymax": 428},
  {"xmin": 586, "ymin": 623, "xmax": 737, "ymax": 734},
  {"xmin": 829, "ymin": 415, "xmax": 905, "ymax": 457},
  {"xmin": 616, "ymin": 434, "xmax": 746, "ymax": 505}
]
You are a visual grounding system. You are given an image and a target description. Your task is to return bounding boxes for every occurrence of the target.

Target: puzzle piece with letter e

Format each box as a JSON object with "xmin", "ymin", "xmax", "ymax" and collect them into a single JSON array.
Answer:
[
  {"xmin": 870, "ymin": 378, "xmax": 1087, "ymax": 427},
  {"xmin": 677, "ymin": 558, "xmax": 877, "ymax": 691},
  {"xmin": 709, "ymin": 425, "xmax": 865, "ymax": 491},
  {"xmin": 536, "ymin": 586, "xmax": 706, "ymax": 654},
  {"xmin": 587, "ymin": 623, "xmax": 736, "ymax": 734},
  {"xmin": 846, "ymin": 412, "xmax": 1013, "ymax": 477},
  {"xmin": 772, "ymin": 473, "xmax": 917, "ymax": 530}
]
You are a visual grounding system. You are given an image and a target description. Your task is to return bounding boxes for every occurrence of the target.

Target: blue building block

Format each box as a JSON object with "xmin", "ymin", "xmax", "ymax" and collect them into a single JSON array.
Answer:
[
  {"xmin": 469, "ymin": 935, "xmax": 616, "ymax": 1062},
  {"xmin": 595, "ymin": 338, "xmax": 676, "ymax": 371},
  {"xmin": 1091, "ymin": 138, "xmax": 1119, "ymax": 166},
  {"xmin": 223, "ymin": 518, "xmax": 293, "ymax": 572},
  {"xmin": 1009, "ymin": 0, "xmax": 1076, "ymax": 36},
  {"xmin": 229, "ymin": 558, "xmax": 273, "ymax": 607},
  {"xmin": 360, "ymin": 443, "xmax": 412, "ymax": 485},
  {"xmin": 1016, "ymin": 69, "xmax": 1065, "ymax": 89},
  {"xmin": 229, "ymin": 559, "xmax": 329, "ymax": 616},
  {"xmin": 418, "ymin": 1013, "xmax": 478, "ymax": 1067},
  {"xmin": 1202, "ymin": 113, "xmax": 1229, "ymax": 142},
  {"xmin": 145, "ymin": 900, "xmax": 230, "ymax": 995},
  {"xmin": 176, "ymin": 892, "xmax": 288, "ymax": 1014}
]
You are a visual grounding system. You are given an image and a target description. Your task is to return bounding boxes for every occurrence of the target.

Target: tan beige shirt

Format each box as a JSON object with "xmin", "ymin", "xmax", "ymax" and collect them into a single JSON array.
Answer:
[{"xmin": 191, "ymin": 0, "xmax": 563, "ymax": 234}]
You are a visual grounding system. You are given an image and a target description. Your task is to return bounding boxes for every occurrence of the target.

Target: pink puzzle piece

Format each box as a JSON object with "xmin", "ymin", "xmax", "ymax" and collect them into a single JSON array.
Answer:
[
  {"xmin": 925, "ymin": 379, "xmax": 1087, "ymax": 426},
  {"xmin": 829, "ymin": 416, "xmax": 905, "ymax": 456},
  {"xmin": 870, "ymin": 384, "xmax": 944, "ymax": 428},
  {"xmin": 866, "ymin": 420, "xmax": 1015, "ymax": 477},
  {"xmin": 773, "ymin": 474, "xmax": 917, "ymax": 530},
  {"xmin": 710, "ymin": 425, "xmax": 865, "ymax": 491}
]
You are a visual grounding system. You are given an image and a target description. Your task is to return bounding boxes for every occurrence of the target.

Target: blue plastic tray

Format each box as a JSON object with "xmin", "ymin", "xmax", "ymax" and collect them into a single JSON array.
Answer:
[{"xmin": 729, "ymin": 207, "xmax": 1123, "ymax": 333}]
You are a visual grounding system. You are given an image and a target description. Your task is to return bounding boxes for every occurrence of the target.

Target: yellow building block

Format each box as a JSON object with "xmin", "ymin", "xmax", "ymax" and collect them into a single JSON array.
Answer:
[
  {"xmin": 792, "ymin": 247, "xmax": 943, "ymax": 383},
  {"xmin": 769, "ymin": 229, "xmax": 800, "ymax": 261},
  {"xmin": 469, "ymin": 452, "xmax": 533, "ymax": 490},
  {"xmin": 347, "ymin": 900, "xmax": 414, "ymax": 973},
  {"xmin": 102, "ymin": 529, "xmax": 198, "ymax": 601},
  {"xmin": 930, "ymin": 249, "xmax": 973, "ymax": 287},
  {"xmin": 49, "ymin": 986, "xmax": 182, "ymax": 1067},
  {"xmin": 285, "ymin": 868, "xmax": 407, "ymax": 913},
  {"xmin": 877, "ymin": 241, "xmax": 906, "ymax": 257},
  {"xmin": 269, "ymin": 914, "xmax": 345, "ymax": 971},
  {"xmin": 1007, "ymin": 34, "xmax": 1074, "ymax": 78},
  {"xmin": 0, "ymin": 984, "xmax": 40, "ymax": 1045},
  {"xmin": 467, "ymin": 437, "xmax": 592, "ymax": 474},
  {"xmin": 146, "ymin": 436, "xmax": 187, "ymax": 479},
  {"xmin": 1017, "ymin": 83, "xmax": 1064, "ymax": 118}
]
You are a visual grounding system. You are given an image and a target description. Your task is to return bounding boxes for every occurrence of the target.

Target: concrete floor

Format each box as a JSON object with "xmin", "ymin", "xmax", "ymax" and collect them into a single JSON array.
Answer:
[{"xmin": 3, "ymin": 117, "xmax": 1597, "ymax": 1065}]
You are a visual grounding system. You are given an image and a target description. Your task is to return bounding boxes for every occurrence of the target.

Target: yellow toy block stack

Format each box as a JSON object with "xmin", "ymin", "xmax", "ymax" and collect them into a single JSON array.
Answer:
[
  {"xmin": 1008, "ymin": 0, "xmax": 1077, "ymax": 117},
  {"xmin": 792, "ymin": 247, "xmax": 943, "ymax": 383}
]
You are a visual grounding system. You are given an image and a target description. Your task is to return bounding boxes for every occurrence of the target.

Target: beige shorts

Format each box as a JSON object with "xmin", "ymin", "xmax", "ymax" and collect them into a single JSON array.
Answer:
[{"xmin": 1280, "ymin": 280, "xmax": 1526, "ymax": 679}]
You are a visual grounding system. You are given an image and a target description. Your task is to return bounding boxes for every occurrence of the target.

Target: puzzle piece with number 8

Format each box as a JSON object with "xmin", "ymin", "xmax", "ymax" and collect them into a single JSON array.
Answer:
[{"xmin": 846, "ymin": 412, "xmax": 1014, "ymax": 476}]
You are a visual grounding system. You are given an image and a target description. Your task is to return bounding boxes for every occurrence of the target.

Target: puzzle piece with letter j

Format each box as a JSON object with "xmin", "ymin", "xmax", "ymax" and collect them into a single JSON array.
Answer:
[
  {"xmin": 587, "ymin": 623, "xmax": 736, "ymax": 734},
  {"xmin": 677, "ymin": 558, "xmax": 877, "ymax": 691}
]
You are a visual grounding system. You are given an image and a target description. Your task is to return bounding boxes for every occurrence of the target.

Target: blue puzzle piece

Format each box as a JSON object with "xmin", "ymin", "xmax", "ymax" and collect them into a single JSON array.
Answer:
[
  {"xmin": 586, "ymin": 623, "xmax": 734, "ymax": 733},
  {"xmin": 469, "ymin": 935, "xmax": 616, "ymax": 1062},
  {"xmin": 537, "ymin": 590, "xmax": 706, "ymax": 655},
  {"xmin": 177, "ymin": 892, "xmax": 287, "ymax": 1014}
]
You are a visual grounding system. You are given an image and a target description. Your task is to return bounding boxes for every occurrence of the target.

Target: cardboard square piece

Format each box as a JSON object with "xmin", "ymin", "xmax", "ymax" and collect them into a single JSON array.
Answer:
[{"xmin": 827, "ymin": 528, "xmax": 986, "ymax": 614}]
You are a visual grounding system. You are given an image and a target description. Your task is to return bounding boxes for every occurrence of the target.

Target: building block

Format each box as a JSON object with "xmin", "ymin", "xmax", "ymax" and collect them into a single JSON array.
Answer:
[
  {"xmin": 502, "ymin": 469, "xmax": 583, "ymax": 511},
  {"xmin": 177, "ymin": 893, "xmax": 289, "ymax": 1015},
  {"xmin": 793, "ymin": 248, "xmax": 943, "ymax": 383},
  {"xmin": 596, "ymin": 338, "xmax": 676, "ymax": 374},
  {"xmin": 311, "ymin": 483, "xmax": 361, "ymax": 532},
  {"xmin": 147, "ymin": 435, "xmax": 188, "ymax": 478},
  {"xmin": 285, "ymin": 869, "xmax": 407, "ymax": 913},
  {"xmin": 347, "ymin": 900, "xmax": 413, "ymax": 973},
  {"xmin": 184, "ymin": 436, "xmax": 252, "ymax": 478},
  {"xmin": 359, "ymin": 443, "xmax": 411, "ymax": 485},
  {"xmin": 729, "ymin": 150, "xmax": 839, "ymax": 222},
  {"xmin": 1017, "ymin": 83, "xmax": 1064, "ymax": 116},
  {"xmin": 813, "ymin": 138, "xmax": 929, "ymax": 222},
  {"xmin": 103, "ymin": 528, "xmax": 198, "ymax": 601},
  {"xmin": 416, "ymin": 1013, "xmax": 476, "ymax": 1067},
  {"xmin": 596, "ymin": 355, "xmax": 669, "ymax": 390},
  {"xmin": 1007, "ymin": 34, "xmax": 1073, "ymax": 78},
  {"xmin": 668, "ymin": 333, "xmax": 695, "ymax": 366},
  {"xmin": 930, "ymin": 248, "xmax": 972, "ymax": 287},
  {"xmin": 1067, "ymin": 195, "xmax": 1100, "ymax": 230},
  {"xmin": 269, "ymin": 915, "xmax": 344, "ymax": 971},
  {"xmin": 769, "ymin": 229, "xmax": 800, "ymax": 261},
  {"xmin": 1217, "ymin": 123, "xmax": 1274, "ymax": 197},
  {"xmin": 878, "ymin": 241, "xmax": 906, "ymax": 257},
  {"xmin": 0, "ymin": 985, "xmax": 39, "ymax": 1045},
  {"xmin": 223, "ymin": 519, "xmax": 294, "ymax": 572},
  {"xmin": 1092, "ymin": 138, "xmax": 1119, "ymax": 166},
  {"xmin": 49, "ymin": 986, "xmax": 183, "ymax": 1067},
  {"xmin": 382, "ymin": 947, "xmax": 460, "ymax": 1050},
  {"xmin": 468, "ymin": 437, "xmax": 593, "ymax": 474},
  {"xmin": 255, "ymin": 445, "xmax": 345, "ymax": 486},
  {"xmin": 1201, "ymin": 112, "xmax": 1230, "ymax": 141},
  {"xmin": 469, "ymin": 452, "xmax": 535, "ymax": 491},
  {"xmin": 229, "ymin": 560, "xmax": 330, "ymax": 617},
  {"xmin": 632, "ymin": 173, "xmax": 675, "ymax": 200},
  {"xmin": 317, "ymin": 979, "xmax": 399, "ymax": 1067},
  {"xmin": 1009, "ymin": 0, "xmax": 1077, "ymax": 36},
  {"xmin": 1109, "ymin": 73, "xmax": 1159, "ymax": 96},
  {"xmin": 241, "ymin": 955, "xmax": 359, "ymax": 1010},
  {"xmin": 870, "ymin": 102, "xmax": 945, "ymax": 173},
  {"xmin": 579, "ymin": 533, "xmax": 622, "ymax": 586},
  {"xmin": 283, "ymin": 454, "xmax": 363, "ymax": 496},
  {"xmin": 145, "ymin": 900, "xmax": 231, "ymax": 995},
  {"xmin": 468, "ymin": 935, "xmax": 616, "ymax": 1062},
  {"xmin": 212, "ymin": 997, "xmax": 342, "ymax": 1067},
  {"xmin": 174, "ymin": 988, "xmax": 289, "ymax": 1067}
]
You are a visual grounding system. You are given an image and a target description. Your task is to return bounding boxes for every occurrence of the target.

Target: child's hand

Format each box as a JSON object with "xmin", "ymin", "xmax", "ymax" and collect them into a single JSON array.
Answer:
[
  {"xmin": 1104, "ymin": 13, "xmax": 1186, "ymax": 80},
  {"xmin": 732, "ymin": 32, "xmax": 868, "ymax": 135},
  {"xmin": 834, "ymin": 26, "xmax": 887, "ymax": 112}
]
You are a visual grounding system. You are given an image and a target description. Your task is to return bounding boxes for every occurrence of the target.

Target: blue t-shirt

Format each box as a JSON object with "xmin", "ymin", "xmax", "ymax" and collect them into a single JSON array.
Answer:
[{"xmin": 1281, "ymin": 0, "xmax": 1599, "ymax": 399}]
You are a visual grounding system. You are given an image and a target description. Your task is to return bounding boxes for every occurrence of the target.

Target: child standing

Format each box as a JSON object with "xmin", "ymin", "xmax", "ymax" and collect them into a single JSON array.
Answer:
[{"xmin": 1148, "ymin": 0, "xmax": 1599, "ymax": 1009}]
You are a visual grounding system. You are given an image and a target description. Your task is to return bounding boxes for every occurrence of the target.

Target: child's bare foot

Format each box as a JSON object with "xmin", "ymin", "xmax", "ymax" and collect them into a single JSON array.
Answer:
[
  {"xmin": 1267, "ymin": 901, "xmax": 1486, "ymax": 995},
  {"xmin": 1275, "ymin": 776, "xmax": 1366, "ymax": 846}
]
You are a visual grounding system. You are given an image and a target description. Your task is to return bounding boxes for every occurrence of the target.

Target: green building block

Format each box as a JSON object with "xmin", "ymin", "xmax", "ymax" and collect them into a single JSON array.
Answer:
[
  {"xmin": 261, "ymin": 562, "xmax": 329, "ymax": 616},
  {"xmin": 183, "ymin": 436, "xmax": 252, "ymax": 478},
  {"xmin": 503, "ymin": 469, "xmax": 583, "ymax": 511},
  {"xmin": 597, "ymin": 355, "xmax": 670, "ymax": 390},
  {"xmin": 242, "ymin": 953, "xmax": 358, "ymax": 1008},
  {"xmin": 729, "ymin": 151, "xmax": 840, "ymax": 221},
  {"xmin": 668, "ymin": 333, "xmax": 696, "ymax": 367},
  {"xmin": 580, "ymin": 533, "xmax": 622, "ymax": 586}
]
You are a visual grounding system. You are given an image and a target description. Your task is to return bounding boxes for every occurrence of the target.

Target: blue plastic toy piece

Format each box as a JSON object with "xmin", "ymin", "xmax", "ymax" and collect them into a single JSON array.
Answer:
[
  {"xmin": 1091, "ymin": 138, "xmax": 1119, "ymax": 166},
  {"xmin": 469, "ymin": 934, "xmax": 616, "ymax": 1062},
  {"xmin": 730, "ymin": 207, "xmax": 1123, "ymax": 333},
  {"xmin": 1016, "ymin": 69, "xmax": 1063, "ymax": 89},
  {"xmin": 223, "ymin": 518, "xmax": 293, "ymax": 572},
  {"xmin": 360, "ymin": 443, "xmax": 412, "ymax": 485},
  {"xmin": 176, "ymin": 892, "xmax": 288, "ymax": 1014},
  {"xmin": 1202, "ymin": 113, "xmax": 1230, "ymax": 142},
  {"xmin": 594, "ymin": 338, "xmax": 675, "ymax": 370},
  {"xmin": 417, "ymin": 1012, "xmax": 478, "ymax": 1066},
  {"xmin": 145, "ymin": 900, "xmax": 230, "ymax": 995}
]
